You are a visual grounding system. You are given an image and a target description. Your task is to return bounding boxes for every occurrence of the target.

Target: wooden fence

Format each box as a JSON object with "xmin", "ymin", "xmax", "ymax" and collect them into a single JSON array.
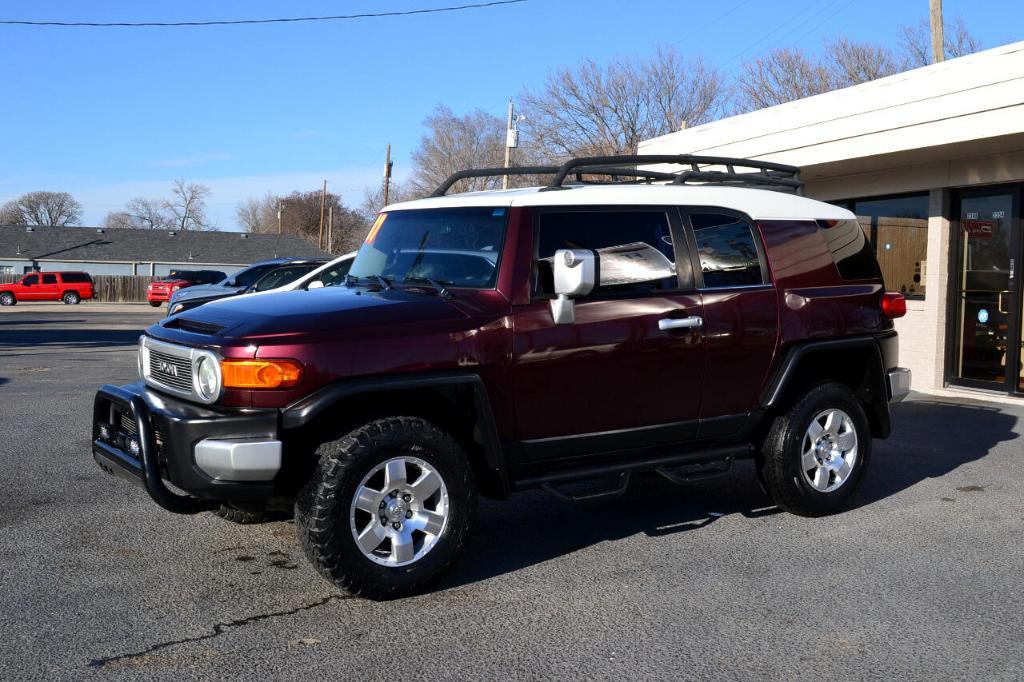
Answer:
[{"xmin": 0, "ymin": 275, "xmax": 158, "ymax": 303}]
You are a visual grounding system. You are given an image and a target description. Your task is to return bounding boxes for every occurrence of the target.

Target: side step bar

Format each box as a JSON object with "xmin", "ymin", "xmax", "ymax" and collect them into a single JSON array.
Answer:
[{"xmin": 515, "ymin": 444, "xmax": 751, "ymax": 502}]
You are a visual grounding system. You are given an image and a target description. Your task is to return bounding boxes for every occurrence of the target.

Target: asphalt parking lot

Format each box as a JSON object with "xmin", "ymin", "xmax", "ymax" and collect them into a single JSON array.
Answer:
[{"xmin": 1, "ymin": 303, "xmax": 1022, "ymax": 680}]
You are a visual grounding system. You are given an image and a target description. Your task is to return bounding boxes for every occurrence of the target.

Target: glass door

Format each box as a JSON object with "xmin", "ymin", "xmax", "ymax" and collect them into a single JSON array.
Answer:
[{"xmin": 950, "ymin": 188, "xmax": 1022, "ymax": 393}]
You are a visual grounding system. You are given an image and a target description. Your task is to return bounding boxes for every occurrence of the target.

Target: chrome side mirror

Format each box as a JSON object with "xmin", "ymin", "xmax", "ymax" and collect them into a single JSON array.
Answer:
[{"xmin": 550, "ymin": 249, "xmax": 596, "ymax": 325}]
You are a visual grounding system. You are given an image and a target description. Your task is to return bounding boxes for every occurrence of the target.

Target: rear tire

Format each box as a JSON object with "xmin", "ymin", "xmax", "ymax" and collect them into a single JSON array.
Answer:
[
  {"xmin": 62, "ymin": 291, "xmax": 80, "ymax": 305},
  {"xmin": 295, "ymin": 417, "xmax": 476, "ymax": 600},
  {"xmin": 149, "ymin": 301, "xmax": 161, "ymax": 307},
  {"xmin": 758, "ymin": 382, "xmax": 871, "ymax": 517},
  {"xmin": 0, "ymin": 292, "xmax": 15, "ymax": 306}
]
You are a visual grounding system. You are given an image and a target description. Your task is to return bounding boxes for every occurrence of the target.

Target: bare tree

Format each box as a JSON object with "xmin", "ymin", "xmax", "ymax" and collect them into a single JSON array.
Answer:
[
  {"xmin": 826, "ymin": 37, "xmax": 901, "ymax": 87},
  {"xmin": 166, "ymin": 179, "xmax": 212, "ymax": 230},
  {"xmin": 519, "ymin": 46, "xmax": 725, "ymax": 157},
  {"xmin": 102, "ymin": 211, "xmax": 136, "ymax": 229},
  {"xmin": 407, "ymin": 106, "xmax": 511, "ymax": 196},
  {"xmin": 358, "ymin": 181, "xmax": 412, "ymax": 224},
  {"xmin": 899, "ymin": 16, "xmax": 982, "ymax": 67},
  {"xmin": 735, "ymin": 48, "xmax": 834, "ymax": 112},
  {"xmin": 255, "ymin": 189, "xmax": 367, "ymax": 253},
  {"xmin": 236, "ymin": 193, "xmax": 278, "ymax": 233},
  {"xmin": 123, "ymin": 197, "xmax": 174, "ymax": 230},
  {"xmin": 0, "ymin": 191, "xmax": 82, "ymax": 226}
]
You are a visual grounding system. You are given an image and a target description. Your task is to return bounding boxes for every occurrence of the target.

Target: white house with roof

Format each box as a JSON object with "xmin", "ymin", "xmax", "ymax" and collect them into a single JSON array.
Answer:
[{"xmin": 641, "ymin": 41, "xmax": 1024, "ymax": 401}]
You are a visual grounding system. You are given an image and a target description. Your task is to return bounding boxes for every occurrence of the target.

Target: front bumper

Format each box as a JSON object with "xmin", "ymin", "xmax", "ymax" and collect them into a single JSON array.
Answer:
[
  {"xmin": 147, "ymin": 290, "xmax": 173, "ymax": 302},
  {"xmin": 92, "ymin": 382, "xmax": 281, "ymax": 514}
]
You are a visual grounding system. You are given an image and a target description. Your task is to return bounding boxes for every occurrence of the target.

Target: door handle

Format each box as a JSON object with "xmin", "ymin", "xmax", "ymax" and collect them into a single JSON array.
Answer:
[
  {"xmin": 998, "ymin": 290, "xmax": 1010, "ymax": 314},
  {"xmin": 659, "ymin": 316, "xmax": 703, "ymax": 331}
]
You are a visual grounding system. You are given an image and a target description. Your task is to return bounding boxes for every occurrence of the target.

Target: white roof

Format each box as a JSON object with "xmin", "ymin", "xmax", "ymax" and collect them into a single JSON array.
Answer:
[
  {"xmin": 638, "ymin": 41, "xmax": 1024, "ymax": 169},
  {"xmin": 385, "ymin": 184, "xmax": 854, "ymax": 222}
]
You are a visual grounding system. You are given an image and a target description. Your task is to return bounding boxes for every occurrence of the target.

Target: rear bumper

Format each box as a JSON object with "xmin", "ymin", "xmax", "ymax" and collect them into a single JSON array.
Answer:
[
  {"xmin": 92, "ymin": 382, "xmax": 281, "ymax": 514},
  {"xmin": 887, "ymin": 368, "xmax": 912, "ymax": 403}
]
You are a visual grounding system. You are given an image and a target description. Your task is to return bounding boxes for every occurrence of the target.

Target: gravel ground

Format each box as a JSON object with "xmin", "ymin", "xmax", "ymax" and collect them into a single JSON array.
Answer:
[{"xmin": 1, "ymin": 306, "xmax": 1022, "ymax": 680}]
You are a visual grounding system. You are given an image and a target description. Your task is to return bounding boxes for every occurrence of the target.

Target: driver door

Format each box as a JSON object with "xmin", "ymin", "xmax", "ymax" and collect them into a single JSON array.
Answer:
[{"xmin": 510, "ymin": 207, "xmax": 705, "ymax": 462}]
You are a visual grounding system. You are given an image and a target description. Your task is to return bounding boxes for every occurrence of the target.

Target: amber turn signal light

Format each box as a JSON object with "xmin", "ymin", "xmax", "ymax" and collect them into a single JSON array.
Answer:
[{"xmin": 221, "ymin": 359, "xmax": 303, "ymax": 390}]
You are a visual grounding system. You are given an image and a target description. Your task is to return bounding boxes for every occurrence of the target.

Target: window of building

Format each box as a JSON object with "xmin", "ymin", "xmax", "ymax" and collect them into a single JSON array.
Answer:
[
  {"xmin": 536, "ymin": 210, "xmax": 679, "ymax": 295},
  {"xmin": 834, "ymin": 194, "xmax": 929, "ymax": 299},
  {"xmin": 690, "ymin": 213, "xmax": 765, "ymax": 287},
  {"xmin": 0, "ymin": 265, "xmax": 14, "ymax": 275}
]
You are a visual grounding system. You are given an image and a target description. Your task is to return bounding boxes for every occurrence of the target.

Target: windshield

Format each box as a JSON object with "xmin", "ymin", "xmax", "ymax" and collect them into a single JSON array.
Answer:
[{"xmin": 348, "ymin": 207, "xmax": 507, "ymax": 288}]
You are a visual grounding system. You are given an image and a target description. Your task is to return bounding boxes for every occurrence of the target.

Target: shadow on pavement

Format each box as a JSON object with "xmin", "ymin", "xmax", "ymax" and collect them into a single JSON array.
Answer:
[
  {"xmin": 0, "ymin": 329, "xmax": 144, "ymax": 348},
  {"xmin": 443, "ymin": 396, "xmax": 1020, "ymax": 590}
]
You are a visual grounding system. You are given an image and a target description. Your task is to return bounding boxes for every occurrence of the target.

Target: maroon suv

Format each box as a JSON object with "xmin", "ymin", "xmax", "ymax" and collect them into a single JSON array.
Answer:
[{"xmin": 92, "ymin": 155, "xmax": 910, "ymax": 599}]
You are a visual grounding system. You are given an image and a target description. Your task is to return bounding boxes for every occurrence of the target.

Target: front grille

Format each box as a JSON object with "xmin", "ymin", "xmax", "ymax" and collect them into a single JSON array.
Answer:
[{"xmin": 149, "ymin": 348, "xmax": 192, "ymax": 392}]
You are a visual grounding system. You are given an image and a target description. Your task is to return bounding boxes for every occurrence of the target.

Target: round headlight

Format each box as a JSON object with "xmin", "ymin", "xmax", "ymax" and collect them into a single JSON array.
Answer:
[{"xmin": 195, "ymin": 355, "xmax": 220, "ymax": 401}]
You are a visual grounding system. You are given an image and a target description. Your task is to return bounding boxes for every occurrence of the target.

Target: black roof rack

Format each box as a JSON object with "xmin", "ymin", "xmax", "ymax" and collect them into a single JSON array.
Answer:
[{"xmin": 430, "ymin": 154, "xmax": 803, "ymax": 197}]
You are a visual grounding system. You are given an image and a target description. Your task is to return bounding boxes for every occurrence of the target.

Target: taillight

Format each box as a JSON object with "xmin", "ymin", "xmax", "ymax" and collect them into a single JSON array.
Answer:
[{"xmin": 881, "ymin": 292, "xmax": 907, "ymax": 319}]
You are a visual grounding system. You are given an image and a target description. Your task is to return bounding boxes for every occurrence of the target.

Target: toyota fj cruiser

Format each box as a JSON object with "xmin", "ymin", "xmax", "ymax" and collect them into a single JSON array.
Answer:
[{"xmin": 92, "ymin": 155, "xmax": 910, "ymax": 599}]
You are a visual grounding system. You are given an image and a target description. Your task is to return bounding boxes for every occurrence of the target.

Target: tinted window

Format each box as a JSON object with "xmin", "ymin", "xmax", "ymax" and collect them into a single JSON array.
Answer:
[
  {"xmin": 318, "ymin": 259, "xmax": 354, "ymax": 287},
  {"xmin": 252, "ymin": 265, "xmax": 317, "ymax": 292},
  {"xmin": 537, "ymin": 211, "xmax": 677, "ymax": 295},
  {"xmin": 22, "ymin": 275, "xmax": 38, "ymax": 285},
  {"xmin": 837, "ymin": 194, "xmax": 928, "ymax": 297},
  {"xmin": 818, "ymin": 219, "xmax": 883, "ymax": 281},
  {"xmin": 60, "ymin": 272, "xmax": 92, "ymax": 283},
  {"xmin": 350, "ymin": 208, "xmax": 506, "ymax": 288},
  {"xmin": 42, "ymin": 274, "xmax": 58, "ymax": 284},
  {"xmin": 691, "ymin": 213, "xmax": 765, "ymax": 287},
  {"xmin": 233, "ymin": 264, "xmax": 276, "ymax": 287}
]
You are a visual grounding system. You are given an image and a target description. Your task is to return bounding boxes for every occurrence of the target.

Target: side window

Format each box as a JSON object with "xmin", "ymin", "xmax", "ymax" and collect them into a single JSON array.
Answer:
[
  {"xmin": 319, "ymin": 259, "xmax": 353, "ymax": 287},
  {"xmin": 536, "ymin": 210, "xmax": 678, "ymax": 295},
  {"xmin": 23, "ymin": 275, "xmax": 39, "ymax": 285},
  {"xmin": 42, "ymin": 274, "xmax": 58, "ymax": 284},
  {"xmin": 234, "ymin": 265, "xmax": 273, "ymax": 287},
  {"xmin": 818, "ymin": 219, "xmax": 883, "ymax": 281},
  {"xmin": 690, "ymin": 213, "xmax": 765, "ymax": 288}
]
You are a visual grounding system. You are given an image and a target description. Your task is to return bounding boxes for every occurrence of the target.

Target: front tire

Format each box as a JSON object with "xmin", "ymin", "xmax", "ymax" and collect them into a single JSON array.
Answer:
[
  {"xmin": 759, "ymin": 382, "xmax": 871, "ymax": 517},
  {"xmin": 62, "ymin": 291, "xmax": 80, "ymax": 305},
  {"xmin": 0, "ymin": 292, "xmax": 15, "ymax": 306},
  {"xmin": 148, "ymin": 301, "xmax": 161, "ymax": 307},
  {"xmin": 295, "ymin": 417, "xmax": 476, "ymax": 600}
]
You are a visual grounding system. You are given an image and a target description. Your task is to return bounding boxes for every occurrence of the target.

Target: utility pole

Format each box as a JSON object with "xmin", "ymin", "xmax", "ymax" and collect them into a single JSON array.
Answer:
[
  {"xmin": 317, "ymin": 179, "xmax": 327, "ymax": 250},
  {"xmin": 327, "ymin": 205, "xmax": 334, "ymax": 253},
  {"xmin": 383, "ymin": 143, "xmax": 393, "ymax": 207},
  {"xmin": 503, "ymin": 98, "xmax": 518, "ymax": 190},
  {"xmin": 930, "ymin": 0, "xmax": 944, "ymax": 64},
  {"xmin": 277, "ymin": 199, "xmax": 282, "ymax": 234}
]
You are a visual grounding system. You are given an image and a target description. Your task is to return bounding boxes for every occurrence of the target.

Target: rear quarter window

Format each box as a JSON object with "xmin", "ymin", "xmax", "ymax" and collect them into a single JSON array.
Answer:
[
  {"xmin": 60, "ymin": 272, "xmax": 92, "ymax": 283},
  {"xmin": 818, "ymin": 219, "xmax": 883, "ymax": 280}
]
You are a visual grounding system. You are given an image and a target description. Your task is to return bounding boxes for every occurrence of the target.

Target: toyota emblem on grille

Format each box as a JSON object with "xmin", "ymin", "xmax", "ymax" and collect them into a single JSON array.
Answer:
[{"xmin": 158, "ymin": 360, "xmax": 180, "ymax": 377}]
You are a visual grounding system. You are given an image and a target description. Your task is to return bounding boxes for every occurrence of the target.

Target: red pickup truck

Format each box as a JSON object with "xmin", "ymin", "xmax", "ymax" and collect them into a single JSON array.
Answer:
[
  {"xmin": 146, "ymin": 270, "xmax": 226, "ymax": 307},
  {"xmin": 0, "ymin": 271, "xmax": 94, "ymax": 306}
]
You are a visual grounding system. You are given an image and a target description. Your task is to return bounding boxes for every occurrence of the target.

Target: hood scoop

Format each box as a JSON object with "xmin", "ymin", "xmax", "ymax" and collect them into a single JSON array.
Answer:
[{"xmin": 163, "ymin": 317, "xmax": 225, "ymax": 336}]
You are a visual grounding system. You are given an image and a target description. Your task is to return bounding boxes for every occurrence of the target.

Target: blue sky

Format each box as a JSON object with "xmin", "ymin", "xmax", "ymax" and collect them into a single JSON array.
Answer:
[{"xmin": 2, "ymin": 0, "xmax": 1021, "ymax": 230}]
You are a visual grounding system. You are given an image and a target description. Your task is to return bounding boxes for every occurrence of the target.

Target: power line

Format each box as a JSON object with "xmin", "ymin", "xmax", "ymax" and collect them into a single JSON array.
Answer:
[{"xmin": 0, "ymin": 0, "xmax": 527, "ymax": 28}]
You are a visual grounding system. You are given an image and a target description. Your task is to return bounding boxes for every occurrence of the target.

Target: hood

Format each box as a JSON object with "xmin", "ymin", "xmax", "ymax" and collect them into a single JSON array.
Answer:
[
  {"xmin": 157, "ymin": 286, "xmax": 473, "ymax": 340},
  {"xmin": 170, "ymin": 282, "xmax": 232, "ymax": 301}
]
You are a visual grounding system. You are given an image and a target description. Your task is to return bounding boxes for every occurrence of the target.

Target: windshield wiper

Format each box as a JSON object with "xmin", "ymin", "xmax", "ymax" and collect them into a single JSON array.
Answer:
[
  {"xmin": 401, "ymin": 276, "xmax": 453, "ymax": 299},
  {"xmin": 344, "ymin": 274, "xmax": 392, "ymax": 291}
]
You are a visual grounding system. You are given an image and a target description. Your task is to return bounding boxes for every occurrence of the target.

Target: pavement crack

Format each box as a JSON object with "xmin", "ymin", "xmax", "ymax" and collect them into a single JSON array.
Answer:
[{"xmin": 87, "ymin": 594, "xmax": 350, "ymax": 669}]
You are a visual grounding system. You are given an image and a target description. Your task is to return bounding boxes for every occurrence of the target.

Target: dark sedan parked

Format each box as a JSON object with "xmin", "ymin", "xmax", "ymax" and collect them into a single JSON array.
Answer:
[{"xmin": 166, "ymin": 258, "xmax": 329, "ymax": 316}]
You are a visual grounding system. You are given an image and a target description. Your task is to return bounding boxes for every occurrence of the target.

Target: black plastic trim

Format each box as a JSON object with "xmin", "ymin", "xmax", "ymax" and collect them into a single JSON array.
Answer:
[
  {"xmin": 761, "ymin": 336, "xmax": 886, "ymax": 408},
  {"xmin": 281, "ymin": 371, "xmax": 506, "ymax": 479}
]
